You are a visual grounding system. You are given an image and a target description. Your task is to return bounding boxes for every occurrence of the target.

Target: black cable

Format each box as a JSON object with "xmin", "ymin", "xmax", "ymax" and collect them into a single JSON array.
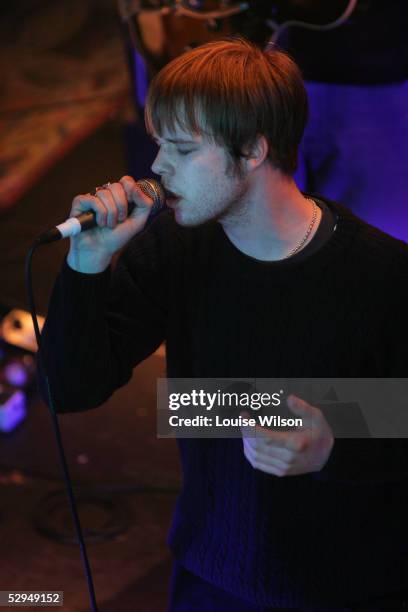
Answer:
[{"xmin": 25, "ymin": 239, "xmax": 98, "ymax": 612}]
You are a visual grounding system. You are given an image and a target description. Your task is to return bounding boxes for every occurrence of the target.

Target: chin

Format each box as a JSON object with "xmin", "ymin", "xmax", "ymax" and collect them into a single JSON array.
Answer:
[{"xmin": 174, "ymin": 208, "xmax": 213, "ymax": 228}]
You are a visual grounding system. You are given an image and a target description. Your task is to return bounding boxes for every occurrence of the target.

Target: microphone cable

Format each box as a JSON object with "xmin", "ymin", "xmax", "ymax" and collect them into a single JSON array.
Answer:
[{"xmin": 25, "ymin": 237, "xmax": 99, "ymax": 612}]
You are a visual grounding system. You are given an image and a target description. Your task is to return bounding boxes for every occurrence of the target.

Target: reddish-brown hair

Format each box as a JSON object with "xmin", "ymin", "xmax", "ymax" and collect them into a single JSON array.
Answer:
[{"xmin": 145, "ymin": 38, "xmax": 308, "ymax": 175}]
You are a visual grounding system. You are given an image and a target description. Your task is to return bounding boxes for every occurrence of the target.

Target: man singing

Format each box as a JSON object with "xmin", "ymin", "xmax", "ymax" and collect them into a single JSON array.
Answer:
[{"xmin": 40, "ymin": 39, "xmax": 408, "ymax": 609}]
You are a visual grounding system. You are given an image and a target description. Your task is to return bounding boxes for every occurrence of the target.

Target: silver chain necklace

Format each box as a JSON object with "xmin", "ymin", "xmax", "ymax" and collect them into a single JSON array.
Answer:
[{"xmin": 283, "ymin": 198, "xmax": 318, "ymax": 259}]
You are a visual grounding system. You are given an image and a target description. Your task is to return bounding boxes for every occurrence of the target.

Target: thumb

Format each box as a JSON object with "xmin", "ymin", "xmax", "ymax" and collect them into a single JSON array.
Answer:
[{"xmin": 286, "ymin": 394, "xmax": 318, "ymax": 424}]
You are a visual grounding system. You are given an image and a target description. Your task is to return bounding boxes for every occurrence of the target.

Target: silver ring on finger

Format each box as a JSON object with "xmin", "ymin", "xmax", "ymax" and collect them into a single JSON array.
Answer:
[{"xmin": 90, "ymin": 182, "xmax": 111, "ymax": 196}]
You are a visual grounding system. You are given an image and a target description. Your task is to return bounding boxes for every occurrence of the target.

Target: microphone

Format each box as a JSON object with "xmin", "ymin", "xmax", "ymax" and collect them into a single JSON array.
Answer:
[{"xmin": 36, "ymin": 179, "xmax": 166, "ymax": 244}]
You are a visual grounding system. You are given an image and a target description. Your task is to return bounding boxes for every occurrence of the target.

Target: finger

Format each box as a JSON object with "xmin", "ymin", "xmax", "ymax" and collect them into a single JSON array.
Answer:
[
  {"xmin": 243, "ymin": 439, "xmax": 289, "ymax": 476},
  {"xmin": 240, "ymin": 424, "xmax": 289, "ymax": 450},
  {"xmin": 70, "ymin": 194, "xmax": 108, "ymax": 227},
  {"xmin": 249, "ymin": 459, "xmax": 290, "ymax": 477},
  {"xmin": 240, "ymin": 411, "xmax": 285, "ymax": 442},
  {"xmin": 94, "ymin": 187, "xmax": 119, "ymax": 229},
  {"xmin": 243, "ymin": 434, "xmax": 303, "ymax": 464},
  {"xmin": 240, "ymin": 410, "xmax": 311, "ymax": 453},
  {"xmin": 119, "ymin": 175, "xmax": 155, "ymax": 213},
  {"xmin": 263, "ymin": 429, "xmax": 310, "ymax": 453},
  {"xmin": 239, "ymin": 411, "xmax": 258, "ymax": 438},
  {"xmin": 118, "ymin": 175, "xmax": 136, "ymax": 201},
  {"xmin": 243, "ymin": 420, "xmax": 310, "ymax": 455},
  {"xmin": 244, "ymin": 438, "xmax": 299, "ymax": 463},
  {"xmin": 103, "ymin": 182, "xmax": 129, "ymax": 223}
]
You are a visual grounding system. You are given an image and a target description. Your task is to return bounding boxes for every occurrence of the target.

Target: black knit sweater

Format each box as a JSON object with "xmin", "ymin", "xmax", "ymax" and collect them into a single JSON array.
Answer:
[{"xmin": 39, "ymin": 196, "xmax": 408, "ymax": 607}]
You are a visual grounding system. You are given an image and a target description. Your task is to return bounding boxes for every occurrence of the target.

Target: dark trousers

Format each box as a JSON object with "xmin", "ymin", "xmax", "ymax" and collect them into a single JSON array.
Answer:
[{"xmin": 168, "ymin": 560, "xmax": 408, "ymax": 611}]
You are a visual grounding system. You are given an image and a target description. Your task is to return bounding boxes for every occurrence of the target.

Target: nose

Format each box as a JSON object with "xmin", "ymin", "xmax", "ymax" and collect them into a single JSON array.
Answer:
[{"xmin": 151, "ymin": 146, "xmax": 172, "ymax": 177}]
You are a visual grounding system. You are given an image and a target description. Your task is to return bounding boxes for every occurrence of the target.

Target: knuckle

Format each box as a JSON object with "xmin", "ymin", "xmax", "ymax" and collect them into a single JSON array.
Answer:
[
  {"xmin": 243, "ymin": 445, "xmax": 252, "ymax": 460},
  {"xmin": 289, "ymin": 436, "xmax": 304, "ymax": 452},
  {"xmin": 97, "ymin": 209, "xmax": 107, "ymax": 225},
  {"xmin": 98, "ymin": 193, "xmax": 116, "ymax": 216},
  {"xmin": 118, "ymin": 206, "xmax": 127, "ymax": 221},
  {"xmin": 111, "ymin": 181, "xmax": 125, "ymax": 196},
  {"xmin": 291, "ymin": 440, "xmax": 302, "ymax": 453},
  {"xmin": 252, "ymin": 438, "xmax": 261, "ymax": 451},
  {"xmin": 244, "ymin": 451, "xmax": 252, "ymax": 466},
  {"xmin": 70, "ymin": 194, "xmax": 87, "ymax": 212},
  {"xmin": 244, "ymin": 450, "xmax": 256, "ymax": 468},
  {"xmin": 254, "ymin": 446, "xmax": 263, "ymax": 458},
  {"xmin": 248, "ymin": 443, "xmax": 259, "ymax": 458},
  {"xmin": 119, "ymin": 176, "xmax": 135, "ymax": 193},
  {"xmin": 96, "ymin": 189, "xmax": 110, "ymax": 202},
  {"xmin": 251, "ymin": 449, "xmax": 260, "ymax": 462},
  {"xmin": 112, "ymin": 188, "xmax": 128, "ymax": 215},
  {"xmin": 94, "ymin": 198, "xmax": 106, "ymax": 213},
  {"xmin": 299, "ymin": 436, "xmax": 309, "ymax": 451},
  {"xmin": 96, "ymin": 210, "xmax": 106, "ymax": 224},
  {"xmin": 119, "ymin": 175, "xmax": 134, "ymax": 183},
  {"xmin": 120, "ymin": 178, "xmax": 140, "ymax": 204},
  {"xmin": 131, "ymin": 184, "xmax": 144, "ymax": 202}
]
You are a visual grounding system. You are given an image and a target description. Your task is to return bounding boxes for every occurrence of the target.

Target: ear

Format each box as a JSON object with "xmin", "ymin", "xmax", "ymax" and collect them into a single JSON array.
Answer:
[{"xmin": 243, "ymin": 135, "xmax": 269, "ymax": 172}]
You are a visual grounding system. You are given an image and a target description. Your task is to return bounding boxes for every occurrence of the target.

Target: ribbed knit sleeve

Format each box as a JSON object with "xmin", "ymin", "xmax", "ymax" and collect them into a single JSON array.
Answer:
[{"xmin": 38, "ymin": 213, "xmax": 174, "ymax": 413}]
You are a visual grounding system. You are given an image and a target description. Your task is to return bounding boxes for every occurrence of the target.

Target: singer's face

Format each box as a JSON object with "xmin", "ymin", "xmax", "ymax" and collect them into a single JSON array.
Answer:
[{"xmin": 150, "ymin": 124, "xmax": 250, "ymax": 227}]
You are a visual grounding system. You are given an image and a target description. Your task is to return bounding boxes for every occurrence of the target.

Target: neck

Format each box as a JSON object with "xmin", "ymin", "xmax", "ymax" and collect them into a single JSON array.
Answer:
[{"xmin": 219, "ymin": 169, "xmax": 322, "ymax": 262}]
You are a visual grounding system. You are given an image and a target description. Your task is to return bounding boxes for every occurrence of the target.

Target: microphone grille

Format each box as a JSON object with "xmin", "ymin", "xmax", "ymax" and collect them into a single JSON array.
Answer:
[{"xmin": 137, "ymin": 179, "xmax": 166, "ymax": 215}]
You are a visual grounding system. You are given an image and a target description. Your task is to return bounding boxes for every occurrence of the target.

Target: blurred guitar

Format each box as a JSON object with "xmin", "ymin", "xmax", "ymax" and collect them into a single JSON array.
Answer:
[
  {"xmin": 118, "ymin": 1, "xmax": 362, "ymax": 96},
  {"xmin": 264, "ymin": 0, "xmax": 360, "ymax": 42}
]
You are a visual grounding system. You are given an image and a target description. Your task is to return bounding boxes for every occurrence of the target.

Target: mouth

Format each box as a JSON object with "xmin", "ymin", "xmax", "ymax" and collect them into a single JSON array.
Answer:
[{"xmin": 164, "ymin": 187, "xmax": 182, "ymax": 207}]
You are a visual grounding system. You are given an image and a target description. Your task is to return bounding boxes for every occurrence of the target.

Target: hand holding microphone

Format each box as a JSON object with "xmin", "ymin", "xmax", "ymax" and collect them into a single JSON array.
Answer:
[{"xmin": 38, "ymin": 176, "xmax": 166, "ymax": 274}]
